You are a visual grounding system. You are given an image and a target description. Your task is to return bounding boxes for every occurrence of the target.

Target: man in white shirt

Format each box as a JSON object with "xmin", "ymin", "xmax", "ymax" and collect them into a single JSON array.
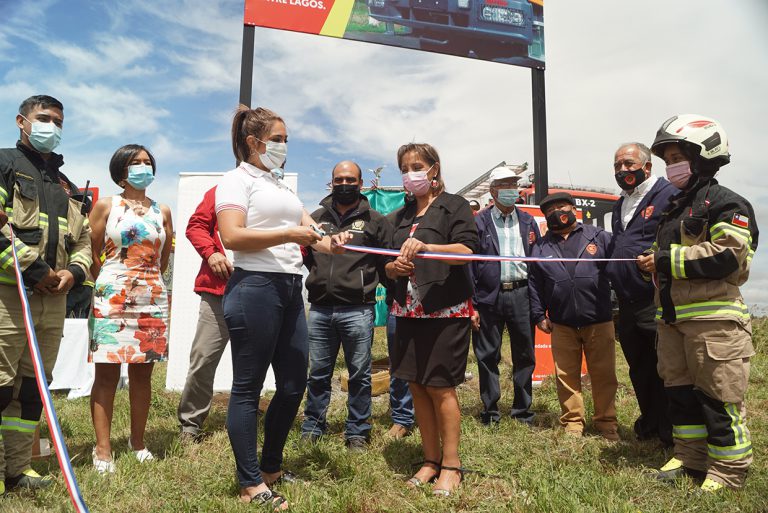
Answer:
[{"xmin": 607, "ymin": 142, "xmax": 677, "ymax": 445}]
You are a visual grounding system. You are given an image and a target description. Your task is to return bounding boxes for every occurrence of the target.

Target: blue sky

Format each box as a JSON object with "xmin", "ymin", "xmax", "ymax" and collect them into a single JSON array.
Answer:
[{"xmin": 1, "ymin": 0, "xmax": 767, "ymax": 306}]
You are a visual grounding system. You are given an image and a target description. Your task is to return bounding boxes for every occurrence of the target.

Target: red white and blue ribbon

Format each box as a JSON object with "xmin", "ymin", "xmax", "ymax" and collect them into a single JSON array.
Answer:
[
  {"xmin": 340, "ymin": 244, "xmax": 637, "ymax": 262},
  {"xmin": 8, "ymin": 228, "xmax": 89, "ymax": 513}
]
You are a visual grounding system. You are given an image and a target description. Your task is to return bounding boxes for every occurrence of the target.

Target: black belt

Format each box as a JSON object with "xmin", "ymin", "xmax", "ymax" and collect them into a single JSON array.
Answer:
[{"xmin": 501, "ymin": 280, "xmax": 528, "ymax": 291}]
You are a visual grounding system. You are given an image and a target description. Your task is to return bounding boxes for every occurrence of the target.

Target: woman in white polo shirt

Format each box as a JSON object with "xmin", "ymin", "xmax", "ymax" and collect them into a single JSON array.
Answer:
[{"xmin": 216, "ymin": 106, "xmax": 339, "ymax": 509}]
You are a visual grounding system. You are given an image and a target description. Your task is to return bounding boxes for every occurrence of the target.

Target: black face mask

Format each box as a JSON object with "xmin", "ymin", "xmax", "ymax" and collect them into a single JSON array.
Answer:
[
  {"xmin": 614, "ymin": 168, "xmax": 647, "ymax": 191},
  {"xmin": 332, "ymin": 184, "xmax": 360, "ymax": 206},
  {"xmin": 545, "ymin": 209, "xmax": 577, "ymax": 231}
]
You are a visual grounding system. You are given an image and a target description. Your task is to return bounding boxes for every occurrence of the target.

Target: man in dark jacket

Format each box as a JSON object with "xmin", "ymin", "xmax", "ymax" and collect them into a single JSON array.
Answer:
[
  {"xmin": 301, "ymin": 161, "xmax": 391, "ymax": 451},
  {"xmin": 607, "ymin": 142, "xmax": 677, "ymax": 445},
  {"xmin": 470, "ymin": 167, "xmax": 540, "ymax": 425},
  {"xmin": 529, "ymin": 192, "xmax": 618, "ymax": 440},
  {"xmin": 177, "ymin": 186, "xmax": 232, "ymax": 441}
]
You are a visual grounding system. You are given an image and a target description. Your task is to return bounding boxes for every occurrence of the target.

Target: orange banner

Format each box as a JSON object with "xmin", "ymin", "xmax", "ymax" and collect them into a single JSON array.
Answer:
[{"xmin": 244, "ymin": 0, "xmax": 349, "ymax": 36}]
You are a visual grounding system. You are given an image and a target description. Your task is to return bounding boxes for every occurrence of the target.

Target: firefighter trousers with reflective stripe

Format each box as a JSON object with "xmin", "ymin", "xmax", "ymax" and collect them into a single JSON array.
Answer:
[
  {"xmin": 656, "ymin": 320, "xmax": 753, "ymax": 488},
  {"xmin": 0, "ymin": 285, "xmax": 65, "ymax": 480}
]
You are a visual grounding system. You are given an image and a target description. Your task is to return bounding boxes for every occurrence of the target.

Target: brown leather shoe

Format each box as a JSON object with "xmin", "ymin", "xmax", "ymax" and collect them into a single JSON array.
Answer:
[
  {"xmin": 599, "ymin": 429, "xmax": 620, "ymax": 442},
  {"xmin": 387, "ymin": 424, "xmax": 411, "ymax": 439}
]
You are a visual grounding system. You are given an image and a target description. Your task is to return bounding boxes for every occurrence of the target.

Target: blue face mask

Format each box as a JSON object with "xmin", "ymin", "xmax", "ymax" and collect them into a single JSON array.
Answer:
[
  {"xmin": 496, "ymin": 188, "xmax": 520, "ymax": 207},
  {"xmin": 126, "ymin": 164, "xmax": 155, "ymax": 190},
  {"xmin": 22, "ymin": 115, "xmax": 62, "ymax": 153}
]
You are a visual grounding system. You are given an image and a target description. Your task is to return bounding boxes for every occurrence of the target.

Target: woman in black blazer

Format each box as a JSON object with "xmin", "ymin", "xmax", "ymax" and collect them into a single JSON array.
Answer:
[{"xmin": 385, "ymin": 143, "xmax": 478, "ymax": 496}]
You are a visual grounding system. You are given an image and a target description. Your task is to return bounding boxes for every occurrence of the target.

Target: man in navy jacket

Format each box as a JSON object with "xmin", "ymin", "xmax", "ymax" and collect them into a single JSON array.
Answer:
[
  {"xmin": 529, "ymin": 192, "xmax": 619, "ymax": 440},
  {"xmin": 607, "ymin": 142, "xmax": 677, "ymax": 446},
  {"xmin": 470, "ymin": 167, "xmax": 541, "ymax": 425}
]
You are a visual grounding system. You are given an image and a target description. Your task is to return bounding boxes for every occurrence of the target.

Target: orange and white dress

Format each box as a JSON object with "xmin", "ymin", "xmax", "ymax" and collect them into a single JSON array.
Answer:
[{"xmin": 89, "ymin": 196, "xmax": 168, "ymax": 363}]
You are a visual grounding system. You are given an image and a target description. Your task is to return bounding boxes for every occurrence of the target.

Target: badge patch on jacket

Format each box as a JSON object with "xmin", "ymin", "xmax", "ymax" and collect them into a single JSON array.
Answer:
[
  {"xmin": 643, "ymin": 206, "xmax": 655, "ymax": 219},
  {"xmin": 586, "ymin": 243, "xmax": 598, "ymax": 255},
  {"xmin": 351, "ymin": 220, "xmax": 365, "ymax": 231},
  {"xmin": 732, "ymin": 213, "xmax": 749, "ymax": 228},
  {"xmin": 528, "ymin": 231, "xmax": 536, "ymax": 244}
]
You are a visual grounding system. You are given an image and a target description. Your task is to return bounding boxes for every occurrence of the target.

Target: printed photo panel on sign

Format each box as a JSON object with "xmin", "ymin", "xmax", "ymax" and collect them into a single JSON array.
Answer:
[{"xmin": 244, "ymin": 0, "xmax": 545, "ymax": 69}]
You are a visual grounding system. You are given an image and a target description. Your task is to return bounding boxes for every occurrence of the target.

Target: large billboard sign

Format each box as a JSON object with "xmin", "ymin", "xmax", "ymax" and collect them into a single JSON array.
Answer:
[{"xmin": 244, "ymin": 0, "xmax": 544, "ymax": 69}]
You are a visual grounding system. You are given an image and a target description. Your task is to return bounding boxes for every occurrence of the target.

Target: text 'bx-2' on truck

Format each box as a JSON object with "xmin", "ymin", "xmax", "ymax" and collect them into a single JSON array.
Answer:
[{"xmin": 367, "ymin": 0, "xmax": 544, "ymax": 65}]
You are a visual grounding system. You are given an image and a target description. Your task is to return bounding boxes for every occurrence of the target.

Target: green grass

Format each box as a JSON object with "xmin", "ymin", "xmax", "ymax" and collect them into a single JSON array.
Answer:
[{"xmin": 3, "ymin": 318, "xmax": 767, "ymax": 512}]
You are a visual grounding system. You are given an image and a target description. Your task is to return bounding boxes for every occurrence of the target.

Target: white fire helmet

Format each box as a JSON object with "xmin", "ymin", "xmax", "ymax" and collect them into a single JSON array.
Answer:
[{"xmin": 651, "ymin": 114, "xmax": 730, "ymax": 169}]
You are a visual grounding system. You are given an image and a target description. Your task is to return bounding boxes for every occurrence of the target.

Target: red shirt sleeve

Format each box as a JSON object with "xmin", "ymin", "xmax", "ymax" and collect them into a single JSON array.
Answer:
[{"xmin": 186, "ymin": 187, "xmax": 221, "ymax": 261}]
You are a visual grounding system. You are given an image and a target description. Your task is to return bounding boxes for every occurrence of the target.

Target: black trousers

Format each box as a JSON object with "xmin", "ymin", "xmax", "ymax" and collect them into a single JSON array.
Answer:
[
  {"xmin": 472, "ymin": 287, "xmax": 535, "ymax": 424},
  {"xmin": 617, "ymin": 298, "xmax": 672, "ymax": 444}
]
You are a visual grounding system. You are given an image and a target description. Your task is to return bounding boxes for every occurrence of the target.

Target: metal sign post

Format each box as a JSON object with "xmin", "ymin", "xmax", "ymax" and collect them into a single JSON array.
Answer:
[
  {"xmin": 239, "ymin": 24, "xmax": 255, "ymax": 108},
  {"xmin": 532, "ymin": 68, "xmax": 548, "ymax": 203}
]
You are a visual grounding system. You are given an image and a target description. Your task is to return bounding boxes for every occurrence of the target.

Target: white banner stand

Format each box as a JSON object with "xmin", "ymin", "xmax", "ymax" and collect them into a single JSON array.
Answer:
[
  {"xmin": 51, "ymin": 319, "xmax": 128, "ymax": 399},
  {"xmin": 165, "ymin": 172, "xmax": 297, "ymax": 394}
]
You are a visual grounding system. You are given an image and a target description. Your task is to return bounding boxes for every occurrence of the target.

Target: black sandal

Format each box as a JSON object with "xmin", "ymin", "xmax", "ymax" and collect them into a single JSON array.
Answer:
[
  {"xmin": 432, "ymin": 466, "xmax": 469, "ymax": 497},
  {"xmin": 250, "ymin": 489, "xmax": 288, "ymax": 511},
  {"xmin": 264, "ymin": 471, "xmax": 301, "ymax": 486},
  {"xmin": 407, "ymin": 460, "xmax": 441, "ymax": 487}
]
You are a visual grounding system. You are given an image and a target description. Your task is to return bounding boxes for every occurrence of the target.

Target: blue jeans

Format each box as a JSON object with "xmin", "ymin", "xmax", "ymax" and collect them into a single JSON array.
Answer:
[
  {"xmin": 223, "ymin": 270, "xmax": 308, "ymax": 488},
  {"xmin": 302, "ymin": 304, "xmax": 374, "ymax": 440},
  {"xmin": 387, "ymin": 312, "xmax": 414, "ymax": 427}
]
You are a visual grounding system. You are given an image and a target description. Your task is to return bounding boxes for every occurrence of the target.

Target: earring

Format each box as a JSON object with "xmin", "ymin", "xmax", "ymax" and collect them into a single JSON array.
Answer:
[{"xmin": 430, "ymin": 178, "xmax": 439, "ymax": 189}]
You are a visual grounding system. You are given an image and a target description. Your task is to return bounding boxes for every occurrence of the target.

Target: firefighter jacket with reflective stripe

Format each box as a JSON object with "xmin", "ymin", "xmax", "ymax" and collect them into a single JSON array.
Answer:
[
  {"xmin": 652, "ymin": 178, "xmax": 758, "ymax": 324},
  {"xmin": 0, "ymin": 142, "xmax": 92, "ymax": 287}
]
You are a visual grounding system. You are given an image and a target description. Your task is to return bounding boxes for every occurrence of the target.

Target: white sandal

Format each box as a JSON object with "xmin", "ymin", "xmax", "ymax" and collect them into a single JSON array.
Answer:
[
  {"xmin": 128, "ymin": 440, "xmax": 155, "ymax": 462},
  {"xmin": 92, "ymin": 448, "xmax": 116, "ymax": 474}
]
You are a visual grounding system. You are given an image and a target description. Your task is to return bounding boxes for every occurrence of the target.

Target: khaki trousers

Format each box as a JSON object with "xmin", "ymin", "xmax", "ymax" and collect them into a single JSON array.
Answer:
[
  {"xmin": 657, "ymin": 320, "xmax": 753, "ymax": 488},
  {"xmin": 551, "ymin": 321, "xmax": 617, "ymax": 434},
  {"xmin": 177, "ymin": 293, "xmax": 229, "ymax": 435},
  {"xmin": 0, "ymin": 285, "xmax": 66, "ymax": 480}
]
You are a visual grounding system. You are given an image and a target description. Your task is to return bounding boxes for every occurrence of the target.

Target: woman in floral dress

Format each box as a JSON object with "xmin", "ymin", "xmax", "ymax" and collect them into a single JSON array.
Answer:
[{"xmin": 88, "ymin": 144, "xmax": 173, "ymax": 473}]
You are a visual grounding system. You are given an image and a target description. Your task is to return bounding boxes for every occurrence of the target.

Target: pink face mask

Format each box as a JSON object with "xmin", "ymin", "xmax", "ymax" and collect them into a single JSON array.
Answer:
[
  {"xmin": 666, "ymin": 161, "xmax": 693, "ymax": 189},
  {"xmin": 402, "ymin": 169, "xmax": 431, "ymax": 196}
]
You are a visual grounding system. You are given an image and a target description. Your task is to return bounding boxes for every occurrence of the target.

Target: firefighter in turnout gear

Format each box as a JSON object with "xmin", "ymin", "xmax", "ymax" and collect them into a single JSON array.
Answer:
[
  {"xmin": 638, "ymin": 115, "xmax": 758, "ymax": 491},
  {"xmin": 0, "ymin": 95, "xmax": 92, "ymax": 494}
]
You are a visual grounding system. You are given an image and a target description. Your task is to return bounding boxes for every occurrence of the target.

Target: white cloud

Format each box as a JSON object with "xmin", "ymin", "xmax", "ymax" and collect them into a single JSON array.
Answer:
[
  {"xmin": 46, "ymin": 35, "xmax": 154, "ymax": 79},
  {"xmin": 0, "ymin": 81, "xmax": 37, "ymax": 107},
  {"xmin": 52, "ymin": 83, "xmax": 170, "ymax": 141},
  {"xmin": 0, "ymin": 35, "xmax": 11, "ymax": 58},
  {"xmin": 148, "ymin": 133, "xmax": 199, "ymax": 169},
  {"xmin": 110, "ymin": 0, "xmax": 243, "ymax": 96},
  {"xmin": 166, "ymin": 51, "xmax": 241, "ymax": 95}
]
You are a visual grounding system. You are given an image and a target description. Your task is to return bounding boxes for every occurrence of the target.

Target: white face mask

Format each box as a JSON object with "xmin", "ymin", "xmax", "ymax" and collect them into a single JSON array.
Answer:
[
  {"xmin": 256, "ymin": 139, "xmax": 287, "ymax": 171},
  {"xmin": 22, "ymin": 115, "xmax": 62, "ymax": 153}
]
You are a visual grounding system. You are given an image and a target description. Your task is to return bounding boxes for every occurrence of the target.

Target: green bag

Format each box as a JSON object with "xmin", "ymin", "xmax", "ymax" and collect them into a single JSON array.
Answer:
[{"xmin": 362, "ymin": 189, "xmax": 405, "ymax": 327}]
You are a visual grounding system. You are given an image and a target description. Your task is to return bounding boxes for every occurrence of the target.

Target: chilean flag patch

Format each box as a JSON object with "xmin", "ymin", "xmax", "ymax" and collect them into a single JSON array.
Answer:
[{"xmin": 732, "ymin": 213, "xmax": 749, "ymax": 228}]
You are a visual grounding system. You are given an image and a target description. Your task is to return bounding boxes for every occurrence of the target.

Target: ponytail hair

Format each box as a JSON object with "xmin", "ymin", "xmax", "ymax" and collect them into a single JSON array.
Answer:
[{"xmin": 231, "ymin": 105, "xmax": 284, "ymax": 163}]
